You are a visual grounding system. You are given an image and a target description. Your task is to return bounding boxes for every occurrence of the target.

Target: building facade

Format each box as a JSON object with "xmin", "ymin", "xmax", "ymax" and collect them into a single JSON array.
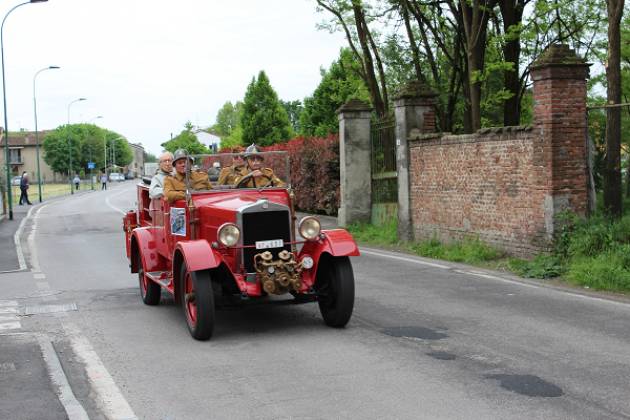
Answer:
[{"xmin": 0, "ymin": 131, "xmax": 58, "ymax": 183}]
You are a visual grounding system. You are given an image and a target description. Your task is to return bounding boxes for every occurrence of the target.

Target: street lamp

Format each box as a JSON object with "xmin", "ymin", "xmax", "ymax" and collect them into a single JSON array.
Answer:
[
  {"xmin": 67, "ymin": 97, "xmax": 86, "ymax": 194},
  {"xmin": 87, "ymin": 115, "xmax": 102, "ymax": 190},
  {"xmin": 2, "ymin": 0, "xmax": 49, "ymax": 220},
  {"xmin": 33, "ymin": 65, "xmax": 60, "ymax": 203}
]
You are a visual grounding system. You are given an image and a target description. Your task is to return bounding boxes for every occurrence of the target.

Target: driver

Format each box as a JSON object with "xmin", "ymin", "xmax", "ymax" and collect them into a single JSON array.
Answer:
[
  {"xmin": 234, "ymin": 144, "xmax": 285, "ymax": 188},
  {"xmin": 217, "ymin": 152, "xmax": 247, "ymax": 185},
  {"xmin": 164, "ymin": 149, "xmax": 212, "ymax": 202}
]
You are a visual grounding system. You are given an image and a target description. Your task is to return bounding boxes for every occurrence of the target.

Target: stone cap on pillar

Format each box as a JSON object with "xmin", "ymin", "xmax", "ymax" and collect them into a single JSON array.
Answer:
[
  {"xmin": 393, "ymin": 80, "xmax": 438, "ymax": 107},
  {"xmin": 529, "ymin": 44, "xmax": 590, "ymax": 80},
  {"xmin": 337, "ymin": 99, "xmax": 373, "ymax": 121},
  {"xmin": 336, "ymin": 98, "xmax": 373, "ymax": 114}
]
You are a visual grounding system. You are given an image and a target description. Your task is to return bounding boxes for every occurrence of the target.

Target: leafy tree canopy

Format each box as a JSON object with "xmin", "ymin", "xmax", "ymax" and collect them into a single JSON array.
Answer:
[
  {"xmin": 300, "ymin": 48, "xmax": 370, "ymax": 137},
  {"xmin": 161, "ymin": 121, "xmax": 210, "ymax": 154},
  {"xmin": 212, "ymin": 101, "xmax": 243, "ymax": 138},
  {"xmin": 280, "ymin": 100, "xmax": 303, "ymax": 134},
  {"xmin": 241, "ymin": 70, "xmax": 293, "ymax": 146},
  {"xmin": 42, "ymin": 124, "xmax": 132, "ymax": 174}
]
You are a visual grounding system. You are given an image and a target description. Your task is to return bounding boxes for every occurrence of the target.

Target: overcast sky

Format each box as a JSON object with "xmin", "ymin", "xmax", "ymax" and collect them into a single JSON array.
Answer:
[{"xmin": 3, "ymin": 0, "xmax": 346, "ymax": 155}]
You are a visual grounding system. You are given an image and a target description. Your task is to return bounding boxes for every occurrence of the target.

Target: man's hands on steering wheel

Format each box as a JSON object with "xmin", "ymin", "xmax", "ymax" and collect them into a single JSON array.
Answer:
[{"xmin": 235, "ymin": 171, "xmax": 273, "ymax": 188}]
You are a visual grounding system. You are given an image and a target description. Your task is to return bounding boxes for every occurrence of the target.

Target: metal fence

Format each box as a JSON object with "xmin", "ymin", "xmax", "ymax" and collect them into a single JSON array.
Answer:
[{"xmin": 370, "ymin": 116, "xmax": 397, "ymax": 203}]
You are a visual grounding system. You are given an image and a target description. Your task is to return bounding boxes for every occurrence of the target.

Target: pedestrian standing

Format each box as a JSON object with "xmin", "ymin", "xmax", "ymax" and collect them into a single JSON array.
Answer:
[
  {"xmin": 100, "ymin": 173, "xmax": 107, "ymax": 190},
  {"xmin": 19, "ymin": 171, "xmax": 32, "ymax": 205},
  {"xmin": 73, "ymin": 174, "xmax": 81, "ymax": 191}
]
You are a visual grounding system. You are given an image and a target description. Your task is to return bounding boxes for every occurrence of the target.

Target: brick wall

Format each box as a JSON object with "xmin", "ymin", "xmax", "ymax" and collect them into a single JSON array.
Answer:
[
  {"xmin": 402, "ymin": 45, "xmax": 589, "ymax": 257},
  {"xmin": 409, "ymin": 128, "xmax": 548, "ymax": 256}
]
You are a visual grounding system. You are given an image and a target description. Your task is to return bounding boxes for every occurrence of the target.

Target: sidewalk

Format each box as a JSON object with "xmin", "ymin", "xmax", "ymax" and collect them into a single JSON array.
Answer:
[{"xmin": 0, "ymin": 203, "xmax": 31, "ymax": 272}]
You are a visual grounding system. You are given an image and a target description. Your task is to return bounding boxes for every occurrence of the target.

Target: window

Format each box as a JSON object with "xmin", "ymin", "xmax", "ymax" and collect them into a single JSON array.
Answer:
[{"xmin": 9, "ymin": 148, "xmax": 22, "ymax": 164}]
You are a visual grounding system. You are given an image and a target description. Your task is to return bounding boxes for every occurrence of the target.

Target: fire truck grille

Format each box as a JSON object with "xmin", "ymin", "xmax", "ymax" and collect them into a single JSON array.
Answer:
[{"xmin": 242, "ymin": 210, "xmax": 291, "ymax": 273}]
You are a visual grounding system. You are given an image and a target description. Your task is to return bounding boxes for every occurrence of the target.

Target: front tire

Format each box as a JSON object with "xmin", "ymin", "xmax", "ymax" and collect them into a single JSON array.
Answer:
[
  {"xmin": 137, "ymin": 252, "xmax": 160, "ymax": 305},
  {"xmin": 180, "ymin": 263, "xmax": 215, "ymax": 340},
  {"xmin": 316, "ymin": 256, "xmax": 355, "ymax": 328}
]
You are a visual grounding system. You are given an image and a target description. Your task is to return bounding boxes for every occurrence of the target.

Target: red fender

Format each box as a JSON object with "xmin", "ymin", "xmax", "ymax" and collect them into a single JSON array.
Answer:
[
  {"xmin": 130, "ymin": 227, "xmax": 162, "ymax": 273},
  {"xmin": 175, "ymin": 240, "xmax": 223, "ymax": 272},
  {"xmin": 298, "ymin": 229, "xmax": 360, "ymax": 286}
]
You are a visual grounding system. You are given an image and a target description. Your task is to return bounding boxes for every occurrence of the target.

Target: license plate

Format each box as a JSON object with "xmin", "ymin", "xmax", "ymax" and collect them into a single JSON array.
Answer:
[{"xmin": 255, "ymin": 239, "xmax": 284, "ymax": 249}]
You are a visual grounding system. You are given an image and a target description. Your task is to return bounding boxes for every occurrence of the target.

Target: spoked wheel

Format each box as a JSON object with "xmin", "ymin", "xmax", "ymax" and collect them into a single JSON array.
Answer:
[
  {"xmin": 316, "ymin": 256, "xmax": 355, "ymax": 328},
  {"xmin": 137, "ymin": 252, "xmax": 160, "ymax": 305},
  {"xmin": 180, "ymin": 263, "xmax": 215, "ymax": 340}
]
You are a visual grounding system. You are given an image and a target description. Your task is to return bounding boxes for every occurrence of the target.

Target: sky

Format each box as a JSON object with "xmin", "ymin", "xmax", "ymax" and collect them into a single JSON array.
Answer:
[{"xmin": 2, "ymin": 0, "xmax": 347, "ymax": 155}]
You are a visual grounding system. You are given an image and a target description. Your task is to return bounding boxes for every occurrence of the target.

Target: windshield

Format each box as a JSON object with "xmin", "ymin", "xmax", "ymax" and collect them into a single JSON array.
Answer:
[{"xmin": 188, "ymin": 151, "xmax": 290, "ymax": 191}]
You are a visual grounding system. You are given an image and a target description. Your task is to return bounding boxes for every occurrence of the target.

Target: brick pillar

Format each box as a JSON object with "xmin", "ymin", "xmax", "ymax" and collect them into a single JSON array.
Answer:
[
  {"xmin": 337, "ymin": 99, "xmax": 373, "ymax": 227},
  {"xmin": 530, "ymin": 44, "xmax": 590, "ymax": 241},
  {"xmin": 393, "ymin": 81, "xmax": 438, "ymax": 241}
]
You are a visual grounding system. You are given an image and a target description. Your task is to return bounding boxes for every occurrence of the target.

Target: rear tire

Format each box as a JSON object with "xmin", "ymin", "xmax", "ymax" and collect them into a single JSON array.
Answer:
[
  {"xmin": 137, "ymin": 252, "xmax": 160, "ymax": 305},
  {"xmin": 180, "ymin": 263, "xmax": 215, "ymax": 340},
  {"xmin": 316, "ymin": 256, "xmax": 355, "ymax": 328}
]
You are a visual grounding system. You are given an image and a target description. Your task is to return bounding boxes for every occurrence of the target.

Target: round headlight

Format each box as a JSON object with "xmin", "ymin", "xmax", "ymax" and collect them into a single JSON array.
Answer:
[
  {"xmin": 299, "ymin": 216, "xmax": 321, "ymax": 240},
  {"xmin": 217, "ymin": 223, "xmax": 240, "ymax": 247}
]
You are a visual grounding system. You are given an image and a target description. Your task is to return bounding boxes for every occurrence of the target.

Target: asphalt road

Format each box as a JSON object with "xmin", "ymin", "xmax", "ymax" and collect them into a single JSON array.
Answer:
[{"xmin": 1, "ymin": 181, "xmax": 630, "ymax": 419}]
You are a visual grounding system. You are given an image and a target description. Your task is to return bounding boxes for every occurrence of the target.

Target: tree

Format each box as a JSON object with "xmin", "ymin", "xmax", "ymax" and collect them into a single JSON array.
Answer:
[
  {"xmin": 280, "ymin": 100, "xmax": 304, "ymax": 133},
  {"xmin": 212, "ymin": 101, "xmax": 243, "ymax": 137},
  {"xmin": 317, "ymin": 0, "xmax": 390, "ymax": 117},
  {"xmin": 241, "ymin": 71, "xmax": 293, "ymax": 146},
  {"xmin": 300, "ymin": 48, "xmax": 370, "ymax": 136},
  {"xmin": 42, "ymin": 124, "xmax": 131, "ymax": 175},
  {"xmin": 604, "ymin": 0, "xmax": 625, "ymax": 217},
  {"xmin": 161, "ymin": 122, "xmax": 209, "ymax": 154}
]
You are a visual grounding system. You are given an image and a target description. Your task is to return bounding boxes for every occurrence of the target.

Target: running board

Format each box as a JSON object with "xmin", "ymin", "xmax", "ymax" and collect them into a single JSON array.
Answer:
[{"xmin": 146, "ymin": 271, "xmax": 172, "ymax": 288}]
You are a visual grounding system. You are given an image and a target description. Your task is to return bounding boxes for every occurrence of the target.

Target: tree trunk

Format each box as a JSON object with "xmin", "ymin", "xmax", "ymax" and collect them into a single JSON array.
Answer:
[
  {"xmin": 352, "ymin": 3, "xmax": 386, "ymax": 117},
  {"xmin": 604, "ymin": 0, "xmax": 624, "ymax": 218},
  {"xmin": 460, "ymin": 0, "xmax": 494, "ymax": 132},
  {"xmin": 499, "ymin": 0, "xmax": 526, "ymax": 126}
]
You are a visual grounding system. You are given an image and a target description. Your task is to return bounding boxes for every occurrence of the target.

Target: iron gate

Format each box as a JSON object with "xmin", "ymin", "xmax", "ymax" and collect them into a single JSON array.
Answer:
[{"xmin": 370, "ymin": 116, "xmax": 397, "ymax": 224}]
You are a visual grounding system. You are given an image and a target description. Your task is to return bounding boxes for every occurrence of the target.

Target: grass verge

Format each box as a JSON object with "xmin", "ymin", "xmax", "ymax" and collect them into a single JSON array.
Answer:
[{"xmin": 347, "ymin": 215, "xmax": 630, "ymax": 294}]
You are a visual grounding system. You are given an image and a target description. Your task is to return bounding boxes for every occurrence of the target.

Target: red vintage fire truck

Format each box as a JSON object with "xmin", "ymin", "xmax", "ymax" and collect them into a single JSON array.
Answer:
[{"xmin": 123, "ymin": 151, "xmax": 358, "ymax": 340}]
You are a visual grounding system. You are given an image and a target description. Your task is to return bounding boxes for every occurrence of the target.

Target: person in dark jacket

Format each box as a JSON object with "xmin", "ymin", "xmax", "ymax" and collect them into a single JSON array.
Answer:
[{"xmin": 19, "ymin": 172, "xmax": 32, "ymax": 205}]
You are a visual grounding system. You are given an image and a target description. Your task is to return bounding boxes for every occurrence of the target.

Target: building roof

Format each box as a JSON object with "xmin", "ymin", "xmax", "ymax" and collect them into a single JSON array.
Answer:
[{"xmin": 2, "ymin": 131, "xmax": 52, "ymax": 147}]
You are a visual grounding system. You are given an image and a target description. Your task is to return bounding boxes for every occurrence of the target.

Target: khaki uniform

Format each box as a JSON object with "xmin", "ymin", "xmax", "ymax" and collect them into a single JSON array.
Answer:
[
  {"xmin": 217, "ymin": 165, "xmax": 247, "ymax": 185},
  {"xmin": 164, "ymin": 171, "xmax": 212, "ymax": 202},
  {"xmin": 234, "ymin": 167, "xmax": 286, "ymax": 188}
]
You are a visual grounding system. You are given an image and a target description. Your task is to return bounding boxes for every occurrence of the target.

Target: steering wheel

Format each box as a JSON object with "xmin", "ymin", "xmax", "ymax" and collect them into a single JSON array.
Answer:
[{"xmin": 236, "ymin": 172, "xmax": 273, "ymax": 188}]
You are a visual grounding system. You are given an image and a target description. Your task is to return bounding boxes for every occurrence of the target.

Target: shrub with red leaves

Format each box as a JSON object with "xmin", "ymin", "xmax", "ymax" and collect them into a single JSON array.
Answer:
[{"xmin": 264, "ymin": 135, "xmax": 340, "ymax": 215}]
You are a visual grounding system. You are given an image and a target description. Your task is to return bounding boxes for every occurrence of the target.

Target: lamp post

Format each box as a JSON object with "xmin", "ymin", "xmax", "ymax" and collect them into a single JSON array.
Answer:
[
  {"xmin": 2, "ymin": 0, "xmax": 49, "ymax": 220},
  {"xmin": 33, "ymin": 65, "xmax": 60, "ymax": 202},
  {"xmin": 88, "ymin": 115, "xmax": 103, "ymax": 191},
  {"xmin": 87, "ymin": 115, "xmax": 102, "ymax": 190},
  {"xmin": 67, "ymin": 97, "xmax": 86, "ymax": 195}
]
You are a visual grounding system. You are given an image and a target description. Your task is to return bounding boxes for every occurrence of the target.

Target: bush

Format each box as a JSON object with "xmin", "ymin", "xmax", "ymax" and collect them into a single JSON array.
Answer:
[
  {"xmin": 264, "ymin": 135, "xmax": 340, "ymax": 215},
  {"xmin": 567, "ymin": 251, "xmax": 630, "ymax": 292},
  {"xmin": 508, "ymin": 254, "xmax": 565, "ymax": 279}
]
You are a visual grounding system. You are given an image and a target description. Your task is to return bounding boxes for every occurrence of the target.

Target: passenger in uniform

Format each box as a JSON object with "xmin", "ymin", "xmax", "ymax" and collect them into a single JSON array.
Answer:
[
  {"xmin": 234, "ymin": 144, "xmax": 285, "ymax": 188},
  {"xmin": 164, "ymin": 149, "xmax": 212, "ymax": 203},
  {"xmin": 149, "ymin": 151, "xmax": 173, "ymax": 199},
  {"xmin": 217, "ymin": 153, "xmax": 247, "ymax": 186}
]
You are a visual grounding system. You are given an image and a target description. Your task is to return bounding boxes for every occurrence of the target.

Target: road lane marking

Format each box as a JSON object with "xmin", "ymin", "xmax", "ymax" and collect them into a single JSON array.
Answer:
[
  {"xmin": 360, "ymin": 248, "xmax": 451, "ymax": 269},
  {"xmin": 63, "ymin": 321, "xmax": 138, "ymax": 420},
  {"xmin": 38, "ymin": 335, "xmax": 90, "ymax": 420},
  {"xmin": 453, "ymin": 269, "xmax": 542, "ymax": 290},
  {"xmin": 27, "ymin": 204, "xmax": 49, "ymax": 273},
  {"xmin": 0, "ymin": 315, "xmax": 21, "ymax": 331},
  {"xmin": 105, "ymin": 189, "xmax": 131, "ymax": 215}
]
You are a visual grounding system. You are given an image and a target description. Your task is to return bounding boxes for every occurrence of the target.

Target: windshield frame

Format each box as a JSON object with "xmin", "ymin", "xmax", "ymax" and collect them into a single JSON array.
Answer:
[{"xmin": 183, "ymin": 151, "xmax": 291, "ymax": 193}]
